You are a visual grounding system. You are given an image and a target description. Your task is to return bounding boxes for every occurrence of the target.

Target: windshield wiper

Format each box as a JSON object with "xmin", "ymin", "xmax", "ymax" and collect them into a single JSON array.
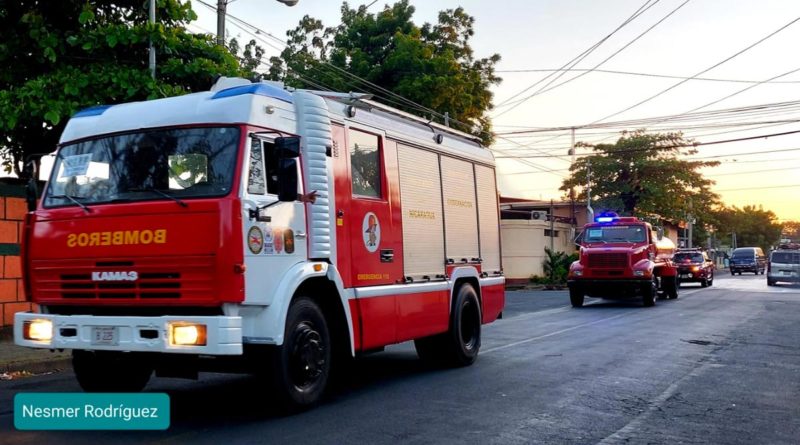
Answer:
[
  {"xmin": 129, "ymin": 187, "xmax": 188, "ymax": 208},
  {"xmin": 49, "ymin": 194, "xmax": 91, "ymax": 213}
]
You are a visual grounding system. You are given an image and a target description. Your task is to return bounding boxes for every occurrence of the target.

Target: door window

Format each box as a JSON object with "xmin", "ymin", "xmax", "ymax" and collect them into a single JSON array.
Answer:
[
  {"xmin": 349, "ymin": 129, "xmax": 382, "ymax": 198},
  {"xmin": 247, "ymin": 139, "xmax": 280, "ymax": 195}
]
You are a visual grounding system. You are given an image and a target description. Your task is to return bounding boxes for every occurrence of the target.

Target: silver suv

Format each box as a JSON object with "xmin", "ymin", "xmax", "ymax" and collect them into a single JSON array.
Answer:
[{"xmin": 767, "ymin": 248, "xmax": 800, "ymax": 286}]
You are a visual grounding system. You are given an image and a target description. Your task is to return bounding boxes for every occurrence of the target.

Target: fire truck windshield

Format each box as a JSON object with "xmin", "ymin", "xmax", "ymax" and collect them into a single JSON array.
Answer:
[
  {"xmin": 584, "ymin": 225, "xmax": 647, "ymax": 243},
  {"xmin": 44, "ymin": 126, "xmax": 240, "ymax": 208}
]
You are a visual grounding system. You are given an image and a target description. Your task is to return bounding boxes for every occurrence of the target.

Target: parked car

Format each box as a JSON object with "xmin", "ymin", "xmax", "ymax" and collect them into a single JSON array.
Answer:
[
  {"xmin": 673, "ymin": 249, "xmax": 715, "ymax": 287},
  {"xmin": 767, "ymin": 247, "xmax": 800, "ymax": 286},
  {"xmin": 729, "ymin": 247, "xmax": 767, "ymax": 275}
]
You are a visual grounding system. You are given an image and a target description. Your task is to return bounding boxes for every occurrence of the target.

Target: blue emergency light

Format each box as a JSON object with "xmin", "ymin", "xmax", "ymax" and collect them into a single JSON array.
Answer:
[{"xmin": 595, "ymin": 212, "xmax": 619, "ymax": 223}]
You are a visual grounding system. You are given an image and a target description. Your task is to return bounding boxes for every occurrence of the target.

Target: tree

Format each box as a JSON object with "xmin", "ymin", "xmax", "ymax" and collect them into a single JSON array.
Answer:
[
  {"xmin": 711, "ymin": 205, "xmax": 783, "ymax": 252},
  {"xmin": 0, "ymin": 1, "xmax": 243, "ymax": 178},
  {"xmin": 542, "ymin": 247, "xmax": 578, "ymax": 285},
  {"xmin": 267, "ymin": 1, "xmax": 501, "ymax": 144},
  {"xmin": 229, "ymin": 37, "xmax": 266, "ymax": 80},
  {"xmin": 560, "ymin": 130, "xmax": 720, "ymax": 225},
  {"xmin": 781, "ymin": 220, "xmax": 800, "ymax": 241}
]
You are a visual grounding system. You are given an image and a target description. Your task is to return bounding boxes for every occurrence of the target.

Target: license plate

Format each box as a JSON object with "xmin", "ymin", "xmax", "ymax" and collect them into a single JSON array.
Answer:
[
  {"xmin": 680, "ymin": 274, "xmax": 690, "ymax": 279},
  {"xmin": 91, "ymin": 326, "xmax": 119, "ymax": 346}
]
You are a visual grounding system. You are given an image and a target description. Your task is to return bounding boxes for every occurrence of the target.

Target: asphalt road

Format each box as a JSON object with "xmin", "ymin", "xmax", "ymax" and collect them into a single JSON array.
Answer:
[{"xmin": 2, "ymin": 272, "xmax": 799, "ymax": 444}]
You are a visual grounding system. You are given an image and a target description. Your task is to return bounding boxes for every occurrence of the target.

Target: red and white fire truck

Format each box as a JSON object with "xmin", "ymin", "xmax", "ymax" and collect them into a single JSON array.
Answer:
[
  {"xmin": 567, "ymin": 213, "xmax": 678, "ymax": 307},
  {"xmin": 15, "ymin": 77, "xmax": 505, "ymax": 408}
]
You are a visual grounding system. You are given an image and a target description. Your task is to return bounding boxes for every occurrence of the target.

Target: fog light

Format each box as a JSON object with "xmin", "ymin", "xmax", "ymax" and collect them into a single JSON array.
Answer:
[
  {"xmin": 23, "ymin": 319, "xmax": 53, "ymax": 341},
  {"xmin": 634, "ymin": 270, "xmax": 645, "ymax": 277},
  {"xmin": 169, "ymin": 323, "xmax": 207, "ymax": 346},
  {"xmin": 573, "ymin": 270, "xmax": 583, "ymax": 276}
]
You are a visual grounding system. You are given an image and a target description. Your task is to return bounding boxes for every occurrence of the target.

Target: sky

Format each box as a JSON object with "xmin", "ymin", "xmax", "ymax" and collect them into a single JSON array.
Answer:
[{"xmin": 191, "ymin": 0, "xmax": 800, "ymax": 222}]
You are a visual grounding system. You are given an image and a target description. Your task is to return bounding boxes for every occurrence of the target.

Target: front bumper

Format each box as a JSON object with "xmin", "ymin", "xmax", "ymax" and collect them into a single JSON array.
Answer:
[
  {"xmin": 677, "ymin": 270, "xmax": 708, "ymax": 282},
  {"xmin": 568, "ymin": 278, "xmax": 651, "ymax": 298},
  {"xmin": 768, "ymin": 273, "xmax": 800, "ymax": 283},
  {"xmin": 730, "ymin": 265, "xmax": 757, "ymax": 272},
  {"xmin": 14, "ymin": 312, "xmax": 242, "ymax": 355}
]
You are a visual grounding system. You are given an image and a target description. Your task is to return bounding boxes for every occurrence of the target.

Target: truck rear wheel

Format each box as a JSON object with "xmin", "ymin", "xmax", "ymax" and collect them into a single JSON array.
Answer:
[
  {"xmin": 72, "ymin": 350, "xmax": 152, "ymax": 392},
  {"xmin": 270, "ymin": 296, "xmax": 331, "ymax": 410},
  {"xmin": 415, "ymin": 284, "xmax": 481, "ymax": 367},
  {"xmin": 663, "ymin": 276, "xmax": 679, "ymax": 299},
  {"xmin": 569, "ymin": 287, "xmax": 585, "ymax": 308}
]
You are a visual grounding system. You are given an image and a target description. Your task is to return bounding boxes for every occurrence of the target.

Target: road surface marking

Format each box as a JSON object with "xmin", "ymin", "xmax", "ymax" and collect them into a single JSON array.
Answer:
[{"xmin": 596, "ymin": 361, "xmax": 720, "ymax": 445}]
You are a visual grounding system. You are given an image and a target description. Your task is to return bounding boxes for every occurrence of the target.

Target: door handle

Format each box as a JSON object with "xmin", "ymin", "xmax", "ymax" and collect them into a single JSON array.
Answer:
[{"xmin": 380, "ymin": 249, "xmax": 394, "ymax": 263}]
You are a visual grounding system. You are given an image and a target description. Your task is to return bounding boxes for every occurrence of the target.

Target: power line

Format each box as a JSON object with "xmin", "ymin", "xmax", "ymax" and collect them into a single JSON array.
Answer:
[
  {"xmin": 591, "ymin": 15, "xmax": 800, "ymax": 124},
  {"xmin": 495, "ymin": 129, "xmax": 800, "ymax": 159},
  {"xmin": 717, "ymin": 184, "xmax": 800, "ymax": 192},
  {"xmin": 493, "ymin": 0, "xmax": 660, "ymax": 109},
  {"xmin": 495, "ymin": 68, "xmax": 800, "ymax": 84},
  {"xmin": 493, "ymin": 0, "xmax": 692, "ymax": 116}
]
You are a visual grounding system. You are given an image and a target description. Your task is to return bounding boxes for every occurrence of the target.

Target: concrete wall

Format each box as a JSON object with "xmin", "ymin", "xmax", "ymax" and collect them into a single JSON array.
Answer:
[
  {"xmin": 0, "ymin": 182, "xmax": 32, "ymax": 328},
  {"xmin": 501, "ymin": 219, "xmax": 577, "ymax": 283}
]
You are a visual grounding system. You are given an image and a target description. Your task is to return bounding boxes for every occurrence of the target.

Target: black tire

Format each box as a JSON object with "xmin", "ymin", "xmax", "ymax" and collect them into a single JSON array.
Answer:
[
  {"xmin": 701, "ymin": 277, "xmax": 708, "ymax": 288},
  {"xmin": 72, "ymin": 350, "xmax": 152, "ymax": 392},
  {"xmin": 569, "ymin": 287, "xmax": 585, "ymax": 308},
  {"xmin": 767, "ymin": 279, "xmax": 775, "ymax": 286},
  {"xmin": 663, "ymin": 276, "xmax": 679, "ymax": 299},
  {"xmin": 270, "ymin": 296, "xmax": 331, "ymax": 410},
  {"xmin": 642, "ymin": 278, "xmax": 657, "ymax": 307},
  {"xmin": 708, "ymin": 273, "xmax": 714, "ymax": 286},
  {"xmin": 415, "ymin": 284, "xmax": 481, "ymax": 367}
]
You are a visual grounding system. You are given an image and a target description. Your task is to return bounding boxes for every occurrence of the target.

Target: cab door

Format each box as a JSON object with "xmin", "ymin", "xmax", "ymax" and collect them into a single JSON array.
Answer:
[{"xmin": 332, "ymin": 125, "xmax": 403, "ymax": 349}]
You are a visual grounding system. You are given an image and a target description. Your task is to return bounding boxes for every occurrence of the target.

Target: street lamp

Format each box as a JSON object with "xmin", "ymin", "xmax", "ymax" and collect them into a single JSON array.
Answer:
[{"xmin": 218, "ymin": 0, "xmax": 299, "ymax": 46}]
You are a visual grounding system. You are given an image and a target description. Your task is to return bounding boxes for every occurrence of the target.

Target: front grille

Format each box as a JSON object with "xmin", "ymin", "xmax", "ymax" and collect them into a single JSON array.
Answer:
[
  {"xmin": 59, "ymin": 272, "xmax": 179, "ymax": 299},
  {"xmin": 32, "ymin": 256, "xmax": 215, "ymax": 302},
  {"xmin": 587, "ymin": 253, "xmax": 628, "ymax": 268}
]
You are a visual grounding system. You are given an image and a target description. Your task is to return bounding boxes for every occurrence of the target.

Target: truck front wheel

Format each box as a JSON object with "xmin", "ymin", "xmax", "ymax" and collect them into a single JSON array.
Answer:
[
  {"xmin": 72, "ymin": 350, "xmax": 152, "ymax": 392},
  {"xmin": 270, "ymin": 296, "xmax": 331, "ymax": 411},
  {"xmin": 642, "ymin": 278, "xmax": 657, "ymax": 307},
  {"xmin": 569, "ymin": 287, "xmax": 585, "ymax": 308}
]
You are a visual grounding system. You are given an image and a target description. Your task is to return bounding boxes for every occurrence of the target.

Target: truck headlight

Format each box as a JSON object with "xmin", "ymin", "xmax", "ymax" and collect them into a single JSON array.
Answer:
[
  {"xmin": 168, "ymin": 323, "xmax": 207, "ymax": 346},
  {"xmin": 573, "ymin": 270, "xmax": 583, "ymax": 277},
  {"xmin": 634, "ymin": 270, "xmax": 645, "ymax": 277},
  {"xmin": 23, "ymin": 319, "xmax": 53, "ymax": 341}
]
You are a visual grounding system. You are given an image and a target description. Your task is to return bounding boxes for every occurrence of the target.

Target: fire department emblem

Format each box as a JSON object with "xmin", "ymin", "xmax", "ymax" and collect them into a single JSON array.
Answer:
[
  {"xmin": 362, "ymin": 212, "xmax": 381, "ymax": 253},
  {"xmin": 247, "ymin": 226, "xmax": 263, "ymax": 254}
]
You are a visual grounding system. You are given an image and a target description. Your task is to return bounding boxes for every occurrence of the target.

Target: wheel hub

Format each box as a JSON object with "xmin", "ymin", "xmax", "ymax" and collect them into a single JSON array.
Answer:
[{"xmin": 289, "ymin": 322, "xmax": 325, "ymax": 388}]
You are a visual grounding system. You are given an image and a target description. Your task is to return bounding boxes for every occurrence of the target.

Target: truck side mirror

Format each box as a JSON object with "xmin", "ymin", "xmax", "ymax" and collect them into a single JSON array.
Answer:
[
  {"xmin": 24, "ymin": 160, "xmax": 38, "ymax": 212},
  {"xmin": 277, "ymin": 158, "xmax": 298, "ymax": 202},
  {"xmin": 275, "ymin": 137, "xmax": 300, "ymax": 158},
  {"xmin": 573, "ymin": 230, "xmax": 583, "ymax": 248}
]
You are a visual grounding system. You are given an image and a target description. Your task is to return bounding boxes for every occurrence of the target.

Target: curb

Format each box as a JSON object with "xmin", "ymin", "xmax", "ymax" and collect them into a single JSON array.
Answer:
[{"xmin": 1, "ymin": 356, "xmax": 72, "ymax": 376}]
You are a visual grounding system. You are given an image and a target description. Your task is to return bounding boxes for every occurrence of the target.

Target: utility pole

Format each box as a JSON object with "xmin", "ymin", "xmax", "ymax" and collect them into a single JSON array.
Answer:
[
  {"xmin": 217, "ymin": 0, "xmax": 227, "ymax": 46},
  {"xmin": 586, "ymin": 159, "xmax": 594, "ymax": 222},
  {"xmin": 149, "ymin": 0, "xmax": 156, "ymax": 79},
  {"xmin": 549, "ymin": 199, "xmax": 555, "ymax": 252},
  {"xmin": 687, "ymin": 199, "xmax": 693, "ymax": 249},
  {"xmin": 569, "ymin": 128, "xmax": 576, "ymax": 227},
  {"xmin": 218, "ymin": 1, "xmax": 300, "ymax": 46}
]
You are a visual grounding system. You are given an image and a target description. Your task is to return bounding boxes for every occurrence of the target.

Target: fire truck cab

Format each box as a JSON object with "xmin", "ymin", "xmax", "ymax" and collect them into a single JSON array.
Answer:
[
  {"xmin": 567, "ymin": 213, "xmax": 678, "ymax": 307},
  {"xmin": 14, "ymin": 77, "xmax": 504, "ymax": 409}
]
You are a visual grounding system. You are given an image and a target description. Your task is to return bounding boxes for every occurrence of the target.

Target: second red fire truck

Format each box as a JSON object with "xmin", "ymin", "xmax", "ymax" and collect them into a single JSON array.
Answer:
[
  {"xmin": 567, "ymin": 213, "xmax": 678, "ymax": 307},
  {"xmin": 15, "ymin": 77, "xmax": 505, "ymax": 409}
]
